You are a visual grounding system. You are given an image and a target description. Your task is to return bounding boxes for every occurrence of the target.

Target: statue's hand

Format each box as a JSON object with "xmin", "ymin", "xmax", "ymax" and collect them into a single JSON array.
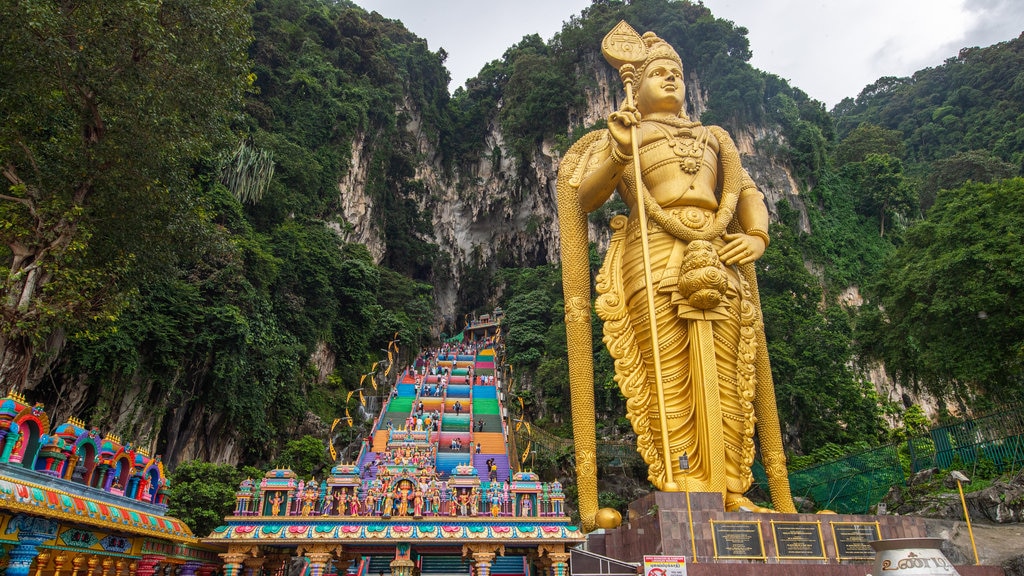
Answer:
[
  {"xmin": 719, "ymin": 232, "xmax": 766, "ymax": 265},
  {"xmin": 608, "ymin": 105, "xmax": 640, "ymax": 156}
]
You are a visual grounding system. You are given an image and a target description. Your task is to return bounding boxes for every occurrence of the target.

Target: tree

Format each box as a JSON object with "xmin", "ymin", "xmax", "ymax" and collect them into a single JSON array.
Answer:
[
  {"xmin": 0, "ymin": 0, "xmax": 252, "ymax": 390},
  {"xmin": 847, "ymin": 153, "xmax": 918, "ymax": 236},
  {"xmin": 833, "ymin": 123, "xmax": 904, "ymax": 167},
  {"xmin": 922, "ymin": 150, "xmax": 1017, "ymax": 211},
  {"xmin": 862, "ymin": 178, "xmax": 1024, "ymax": 403},
  {"xmin": 273, "ymin": 435, "xmax": 330, "ymax": 479},
  {"xmin": 167, "ymin": 460, "xmax": 261, "ymax": 537}
]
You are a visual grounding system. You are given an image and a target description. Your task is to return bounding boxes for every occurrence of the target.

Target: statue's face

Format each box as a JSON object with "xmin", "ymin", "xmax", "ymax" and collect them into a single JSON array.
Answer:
[{"xmin": 636, "ymin": 58, "xmax": 685, "ymax": 115}]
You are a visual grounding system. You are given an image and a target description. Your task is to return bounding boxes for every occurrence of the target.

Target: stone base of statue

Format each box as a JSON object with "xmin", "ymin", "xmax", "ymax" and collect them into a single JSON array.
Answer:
[{"xmin": 585, "ymin": 492, "xmax": 1006, "ymax": 576}]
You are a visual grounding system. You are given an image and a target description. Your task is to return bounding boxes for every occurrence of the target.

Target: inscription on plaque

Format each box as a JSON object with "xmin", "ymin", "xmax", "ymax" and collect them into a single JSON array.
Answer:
[
  {"xmin": 772, "ymin": 521, "xmax": 825, "ymax": 560},
  {"xmin": 711, "ymin": 520, "xmax": 765, "ymax": 560},
  {"xmin": 831, "ymin": 522, "xmax": 880, "ymax": 561}
]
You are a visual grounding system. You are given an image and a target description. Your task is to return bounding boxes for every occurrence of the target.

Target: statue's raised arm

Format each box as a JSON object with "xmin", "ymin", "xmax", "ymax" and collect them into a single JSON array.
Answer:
[{"xmin": 557, "ymin": 21, "xmax": 795, "ymax": 532}]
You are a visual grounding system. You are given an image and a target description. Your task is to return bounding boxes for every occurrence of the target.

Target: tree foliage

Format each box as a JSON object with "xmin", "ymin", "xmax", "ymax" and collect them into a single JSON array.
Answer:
[
  {"xmin": 758, "ymin": 211, "xmax": 887, "ymax": 452},
  {"xmin": 167, "ymin": 460, "xmax": 261, "ymax": 538},
  {"xmin": 0, "ymin": 0, "xmax": 252, "ymax": 389},
  {"xmin": 858, "ymin": 178, "xmax": 1024, "ymax": 405},
  {"xmin": 273, "ymin": 435, "xmax": 330, "ymax": 479}
]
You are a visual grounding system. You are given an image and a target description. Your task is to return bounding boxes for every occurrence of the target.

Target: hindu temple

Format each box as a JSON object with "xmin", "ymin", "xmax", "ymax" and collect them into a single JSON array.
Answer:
[
  {"xmin": 205, "ymin": 321, "xmax": 584, "ymax": 576},
  {"xmin": 0, "ymin": 391, "xmax": 220, "ymax": 576}
]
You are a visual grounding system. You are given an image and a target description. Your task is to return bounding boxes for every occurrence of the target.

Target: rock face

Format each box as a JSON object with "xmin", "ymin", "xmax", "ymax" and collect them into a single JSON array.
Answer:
[{"xmin": 335, "ymin": 61, "xmax": 809, "ymax": 323}]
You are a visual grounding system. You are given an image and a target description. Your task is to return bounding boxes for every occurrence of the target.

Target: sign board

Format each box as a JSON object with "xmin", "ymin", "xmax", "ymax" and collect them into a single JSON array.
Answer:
[
  {"xmin": 830, "ymin": 521, "xmax": 881, "ymax": 562},
  {"xmin": 642, "ymin": 555, "xmax": 686, "ymax": 576},
  {"xmin": 771, "ymin": 521, "xmax": 826, "ymax": 560},
  {"xmin": 711, "ymin": 520, "xmax": 766, "ymax": 561}
]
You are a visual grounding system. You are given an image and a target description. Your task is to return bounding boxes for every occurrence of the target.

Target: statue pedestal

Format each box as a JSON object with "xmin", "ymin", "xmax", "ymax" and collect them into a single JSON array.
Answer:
[{"xmin": 586, "ymin": 492, "xmax": 1007, "ymax": 575}]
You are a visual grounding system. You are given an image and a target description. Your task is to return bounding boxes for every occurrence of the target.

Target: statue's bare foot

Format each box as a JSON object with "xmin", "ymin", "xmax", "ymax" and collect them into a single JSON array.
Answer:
[{"xmin": 725, "ymin": 494, "xmax": 775, "ymax": 513}]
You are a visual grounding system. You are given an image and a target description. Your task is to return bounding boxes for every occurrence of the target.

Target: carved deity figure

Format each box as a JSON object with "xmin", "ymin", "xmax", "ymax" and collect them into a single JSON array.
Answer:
[{"xmin": 558, "ymin": 22, "xmax": 796, "ymax": 531}]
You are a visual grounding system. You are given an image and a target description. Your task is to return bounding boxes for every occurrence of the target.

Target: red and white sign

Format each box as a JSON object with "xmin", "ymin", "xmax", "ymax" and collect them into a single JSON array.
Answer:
[{"xmin": 643, "ymin": 555, "xmax": 686, "ymax": 576}]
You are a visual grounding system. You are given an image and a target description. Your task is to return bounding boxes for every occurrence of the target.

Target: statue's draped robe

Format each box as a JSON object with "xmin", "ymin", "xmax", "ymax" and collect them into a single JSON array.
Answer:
[{"xmin": 558, "ymin": 118, "xmax": 796, "ymax": 529}]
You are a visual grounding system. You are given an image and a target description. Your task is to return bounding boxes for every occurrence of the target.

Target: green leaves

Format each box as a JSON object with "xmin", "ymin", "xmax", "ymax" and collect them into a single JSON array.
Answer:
[
  {"xmin": 167, "ymin": 460, "xmax": 261, "ymax": 537},
  {"xmin": 0, "ymin": 0, "xmax": 252, "ymax": 386},
  {"xmin": 863, "ymin": 178, "xmax": 1024, "ymax": 403}
]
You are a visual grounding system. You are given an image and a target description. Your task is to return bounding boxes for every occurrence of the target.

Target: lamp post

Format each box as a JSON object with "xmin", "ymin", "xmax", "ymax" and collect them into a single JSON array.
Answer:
[
  {"xmin": 680, "ymin": 452, "xmax": 698, "ymax": 564},
  {"xmin": 950, "ymin": 471, "xmax": 979, "ymax": 565}
]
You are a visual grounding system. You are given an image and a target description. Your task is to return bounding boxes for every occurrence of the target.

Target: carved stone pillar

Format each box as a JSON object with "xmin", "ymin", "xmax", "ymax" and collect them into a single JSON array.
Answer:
[
  {"xmin": 335, "ymin": 553, "xmax": 359, "ymax": 576},
  {"xmin": 389, "ymin": 543, "xmax": 413, "ymax": 576},
  {"xmin": 219, "ymin": 553, "xmax": 250, "ymax": 576},
  {"xmin": 462, "ymin": 544, "xmax": 504, "ymax": 576},
  {"xmin": 470, "ymin": 551, "xmax": 494, "ymax": 576},
  {"xmin": 7, "ymin": 533, "xmax": 47, "ymax": 576},
  {"xmin": 297, "ymin": 545, "xmax": 340, "ymax": 576},
  {"xmin": 179, "ymin": 561, "xmax": 204, "ymax": 576},
  {"xmin": 546, "ymin": 553, "xmax": 570, "ymax": 576},
  {"xmin": 135, "ymin": 555, "xmax": 165, "ymax": 576}
]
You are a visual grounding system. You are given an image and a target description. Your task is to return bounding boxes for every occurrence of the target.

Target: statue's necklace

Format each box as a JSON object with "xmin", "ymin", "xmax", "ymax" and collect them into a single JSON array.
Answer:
[{"xmin": 650, "ymin": 121, "xmax": 708, "ymax": 175}]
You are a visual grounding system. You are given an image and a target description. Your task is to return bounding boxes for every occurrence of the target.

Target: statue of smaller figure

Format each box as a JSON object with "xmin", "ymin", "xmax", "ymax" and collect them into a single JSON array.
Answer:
[
  {"xmin": 270, "ymin": 493, "xmax": 283, "ymax": 516},
  {"xmin": 490, "ymin": 489, "xmax": 501, "ymax": 517},
  {"xmin": 334, "ymin": 490, "xmax": 345, "ymax": 515},
  {"xmin": 430, "ymin": 488, "xmax": 441, "ymax": 516},
  {"xmin": 321, "ymin": 491, "xmax": 333, "ymax": 516},
  {"xmin": 458, "ymin": 490, "xmax": 470, "ymax": 516},
  {"xmin": 348, "ymin": 490, "xmax": 360, "ymax": 516},
  {"xmin": 381, "ymin": 489, "xmax": 394, "ymax": 518},
  {"xmin": 520, "ymin": 495, "xmax": 532, "ymax": 517},
  {"xmin": 470, "ymin": 487, "xmax": 480, "ymax": 516},
  {"xmin": 396, "ymin": 487, "xmax": 410, "ymax": 517},
  {"xmin": 447, "ymin": 491, "xmax": 458, "ymax": 516},
  {"xmin": 413, "ymin": 489, "xmax": 424, "ymax": 518},
  {"xmin": 364, "ymin": 488, "xmax": 376, "ymax": 517}
]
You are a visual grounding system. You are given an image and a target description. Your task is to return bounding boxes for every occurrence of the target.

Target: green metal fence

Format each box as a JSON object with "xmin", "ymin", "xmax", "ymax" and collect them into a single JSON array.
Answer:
[{"xmin": 753, "ymin": 403, "xmax": 1024, "ymax": 514}]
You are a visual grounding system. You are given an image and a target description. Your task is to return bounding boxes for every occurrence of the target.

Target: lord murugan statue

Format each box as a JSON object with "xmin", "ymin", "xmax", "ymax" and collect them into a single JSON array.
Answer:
[{"xmin": 558, "ymin": 22, "xmax": 796, "ymax": 531}]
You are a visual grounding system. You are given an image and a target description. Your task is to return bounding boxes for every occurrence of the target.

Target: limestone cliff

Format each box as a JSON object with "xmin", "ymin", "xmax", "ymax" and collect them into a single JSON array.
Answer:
[{"xmin": 336, "ymin": 60, "xmax": 809, "ymax": 323}]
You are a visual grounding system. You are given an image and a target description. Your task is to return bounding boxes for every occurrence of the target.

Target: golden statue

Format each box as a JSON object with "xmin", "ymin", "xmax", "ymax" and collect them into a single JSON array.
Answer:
[{"xmin": 558, "ymin": 22, "xmax": 796, "ymax": 531}]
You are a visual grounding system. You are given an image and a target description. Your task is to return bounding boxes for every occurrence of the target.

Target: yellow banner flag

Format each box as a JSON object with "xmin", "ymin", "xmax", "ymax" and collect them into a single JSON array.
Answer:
[
  {"xmin": 346, "ymin": 390, "xmax": 355, "ymax": 403},
  {"xmin": 359, "ymin": 374, "xmax": 367, "ymax": 387},
  {"xmin": 331, "ymin": 418, "xmax": 340, "ymax": 432},
  {"xmin": 329, "ymin": 440, "xmax": 337, "ymax": 462},
  {"xmin": 345, "ymin": 408, "xmax": 353, "ymax": 427},
  {"xmin": 371, "ymin": 361, "xmax": 379, "ymax": 371},
  {"xmin": 370, "ymin": 374, "xmax": 377, "ymax": 390},
  {"xmin": 521, "ymin": 441, "xmax": 531, "ymax": 464},
  {"xmin": 359, "ymin": 389, "xmax": 366, "ymax": 407}
]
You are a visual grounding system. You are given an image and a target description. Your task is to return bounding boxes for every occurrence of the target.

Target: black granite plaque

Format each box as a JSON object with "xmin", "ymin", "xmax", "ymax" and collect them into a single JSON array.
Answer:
[
  {"xmin": 772, "ymin": 521, "xmax": 825, "ymax": 560},
  {"xmin": 831, "ymin": 522, "xmax": 880, "ymax": 560},
  {"xmin": 712, "ymin": 521, "xmax": 765, "ymax": 560}
]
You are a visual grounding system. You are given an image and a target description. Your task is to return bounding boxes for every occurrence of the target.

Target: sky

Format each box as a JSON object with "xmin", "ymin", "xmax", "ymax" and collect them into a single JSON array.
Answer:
[{"xmin": 351, "ymin": 0, "xmax": 1023, "ymax": 109}]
